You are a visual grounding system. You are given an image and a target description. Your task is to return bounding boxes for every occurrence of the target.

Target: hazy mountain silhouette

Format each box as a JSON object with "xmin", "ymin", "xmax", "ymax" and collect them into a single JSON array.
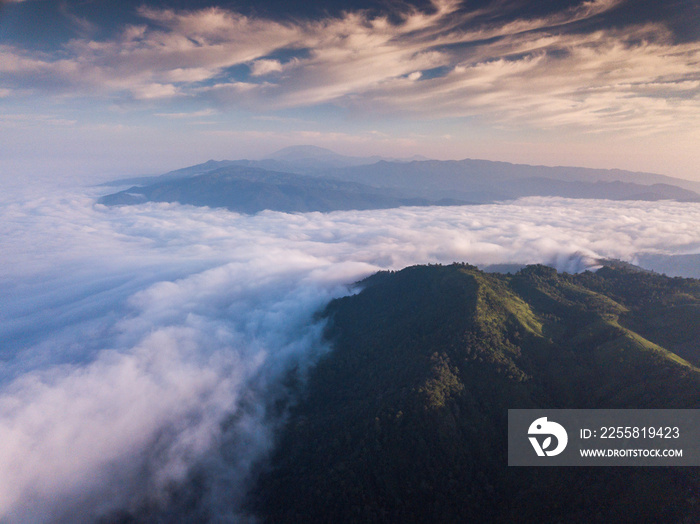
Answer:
[
  {"xmin": 100, "ymin": 147, "xmax": 700, "ymax": 212},
  {"xmin": 99, "ymin": 165, "xmax": 469, "ymax": 213},
  {"xmin": 323, "ymin": 159, "xmax": 700, "ymax": 202}
]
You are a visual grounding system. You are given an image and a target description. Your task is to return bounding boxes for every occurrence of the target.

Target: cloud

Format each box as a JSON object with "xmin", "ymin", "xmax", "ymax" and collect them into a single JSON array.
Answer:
[
  {"xmin": 154, "ymin": 109, "xmax": 215, "ymax": 118},
  {"xmin": 58, "ymin": 3, "xmax": 99, "ymax": 38},
  {"xmin": 0, "ymin": 113, "xmax": 76, "ymax": 127},
  {"xmin": 1, "ymin": 0, "xmax": 698, "ymax": 134},
  {"xmin": 250, "ymin": 59, "xmax": 284, "ymax": 77},
  {"xmin": 1, "ymin": 185, "xmax": 700, "ymax": 521},
  {"xmin": 130, "ymin": 82, "xmax": 181, "ymax": 100},
  {"xmin": 350, "ymin": 23, "xmax": 700, "ymax": 133}
]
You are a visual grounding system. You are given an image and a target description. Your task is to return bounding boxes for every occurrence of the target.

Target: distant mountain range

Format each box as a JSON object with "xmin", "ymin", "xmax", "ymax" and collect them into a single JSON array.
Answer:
[
  {"xmin": 99, "ymin": 145, "xmax": 700, "ymax": 213},
  {"xmin": 98, "ymin": 165, "xmax": 467, "ymax": 212},
  {"xmin": 250, "ymin": 263, "xmax": 700, "ymax": 523}
]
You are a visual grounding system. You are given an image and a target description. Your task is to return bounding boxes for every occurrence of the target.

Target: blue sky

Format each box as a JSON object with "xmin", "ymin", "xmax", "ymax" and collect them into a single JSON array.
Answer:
[{"xmin": 1, "ymin": 0, "xmax": 699, "ymax": 182}]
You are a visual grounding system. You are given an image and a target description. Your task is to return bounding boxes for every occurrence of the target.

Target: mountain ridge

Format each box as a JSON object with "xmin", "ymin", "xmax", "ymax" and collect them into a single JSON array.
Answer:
[
  {"xmin": 99, "ymin": 147, "xmax": 700, "ymax": 214},
  {"xmin": 101, "ymin": 262, "xmax": 700, "ymax": 522},
  {"xmin": 98, "ymin": 165, "xmax": 472, "ymax": 213},
  {"xmin": 249, "ymin": 262, "xmax": 700, "ymax": 523},
  {"xmin": 101, "ymin": 145, "xmax": 700, "ymax": 195}
]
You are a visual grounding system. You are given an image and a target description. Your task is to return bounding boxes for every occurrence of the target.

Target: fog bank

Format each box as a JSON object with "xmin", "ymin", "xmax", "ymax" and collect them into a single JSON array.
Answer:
[{"xmin": 1, "ymin": 190, "xmax": 699, "ymax": 521}]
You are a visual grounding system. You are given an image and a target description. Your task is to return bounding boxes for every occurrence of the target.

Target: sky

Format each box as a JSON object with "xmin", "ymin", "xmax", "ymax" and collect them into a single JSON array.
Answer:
[
  {"xmin": 1, "ymin": 0, "xmax": 699, "ymax": 183},
  {"xmin": 1, "ymin": 2, "xmax": 700, "ymax": 521}
]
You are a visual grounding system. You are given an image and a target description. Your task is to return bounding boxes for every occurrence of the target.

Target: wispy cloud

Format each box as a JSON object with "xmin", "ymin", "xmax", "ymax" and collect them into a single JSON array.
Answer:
[
  {"xmin": 362, "ymin": 24, "xmax": 700, "ymax": 132},
  {"xmin": 154, "ymin": 109, "xmax": 215, "ymax": 118},
  {"xmin": 59, "ymin": 2, "xmax": 99, "ymax": 38},
  {"xmin": 0, "ymin": 113, "xmax": 77, "ymax": 127},
  {"xmin": 0, "ymin": 0, "xmax": 698, "ymax": 134}
]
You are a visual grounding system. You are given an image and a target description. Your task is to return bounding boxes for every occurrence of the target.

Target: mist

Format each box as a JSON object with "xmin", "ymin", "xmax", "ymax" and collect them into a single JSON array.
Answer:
[{"xmin": 1, "ymin": 186, "xmax": 700, "ymax": 522}]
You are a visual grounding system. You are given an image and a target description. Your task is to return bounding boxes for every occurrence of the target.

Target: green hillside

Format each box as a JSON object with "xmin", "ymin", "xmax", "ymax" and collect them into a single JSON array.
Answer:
[{"xmin": 251, "ymin": 263, "xmax": 700, "ymax": 523}]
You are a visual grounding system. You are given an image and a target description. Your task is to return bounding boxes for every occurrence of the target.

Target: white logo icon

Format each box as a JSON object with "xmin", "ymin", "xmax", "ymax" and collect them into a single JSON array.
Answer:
[{"xmin": 528, "ymin": 417, "xmax": 568, "ymax": 457}]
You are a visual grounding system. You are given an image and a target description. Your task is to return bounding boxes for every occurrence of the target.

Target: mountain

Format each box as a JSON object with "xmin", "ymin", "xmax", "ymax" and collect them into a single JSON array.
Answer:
[
  {"xmin": 99, "ymin": 160, "xmax": 241, "ymax": 187},
  {"xmin": 98, "ymin": 165, "xmax": 469, "ymax": 213},
  {"xmin": 321, "ymin": 160, "xmax": 700, "ymax": 202},
  {"xmin": 635, "ymin": 253, "xmax": 700, "ymax": 279},
  {"xmin": 263, "ymin": 145, "xmax": 389, "ymax": 170},
  {"xmin": 99, "ymin": 147, "xmax": 700, "ymax": 212},
  {"xmin": 251, "ymin": 263, "xmax": 700, "ymax": 523},
  {"xmin": 101, "ymin": 146, "xmax": 423, "ymax": 187}
]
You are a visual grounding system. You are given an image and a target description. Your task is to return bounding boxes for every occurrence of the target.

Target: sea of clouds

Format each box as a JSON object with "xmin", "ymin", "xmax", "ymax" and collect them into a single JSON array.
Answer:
[{"xmin": 1, "ymin": 186, "xmax": 700, "ymax": 522}]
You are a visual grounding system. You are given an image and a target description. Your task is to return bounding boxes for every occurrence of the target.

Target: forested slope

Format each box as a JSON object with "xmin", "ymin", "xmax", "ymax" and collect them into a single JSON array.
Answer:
[{"xmin": 252, "ymin": 264, "xmax": 700, "ymax": 523}]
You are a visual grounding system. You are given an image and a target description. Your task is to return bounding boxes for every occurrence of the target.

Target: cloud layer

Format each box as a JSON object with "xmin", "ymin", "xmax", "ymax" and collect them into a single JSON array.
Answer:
[
  {"xmin": 1, "ymin": 0, "xmax": 698, "ymax": 135},
  {"xmin": 1, "ymin": 186, "xmax": 700, "ymax": 521}
]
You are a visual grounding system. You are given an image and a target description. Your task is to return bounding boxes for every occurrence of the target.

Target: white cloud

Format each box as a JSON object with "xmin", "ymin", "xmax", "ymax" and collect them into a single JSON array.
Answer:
[
  {"xmin": 250, "ymin": 58, "xmax": 284, "ymax": 76},
  {"xmin": 1, "ymin": 186, "xmax": 700, "ymax": 520},
  {"xmin": 154, "ymin": 109, "xmax": 215, "ymax": 118},
  {"xmin": 0, "ymin": 113, "xmax": 76, "ymax": 127},
  {"xmin": 1, "ymin": 0, "xmax": 697, "ymax": 135},
  {"xmin": 130, "ymin": 82, "xmax": 180, "ymax": 100},
  {"xmin": 164, "ymin": 67, "xmax": 214, "ymax": 82}
]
